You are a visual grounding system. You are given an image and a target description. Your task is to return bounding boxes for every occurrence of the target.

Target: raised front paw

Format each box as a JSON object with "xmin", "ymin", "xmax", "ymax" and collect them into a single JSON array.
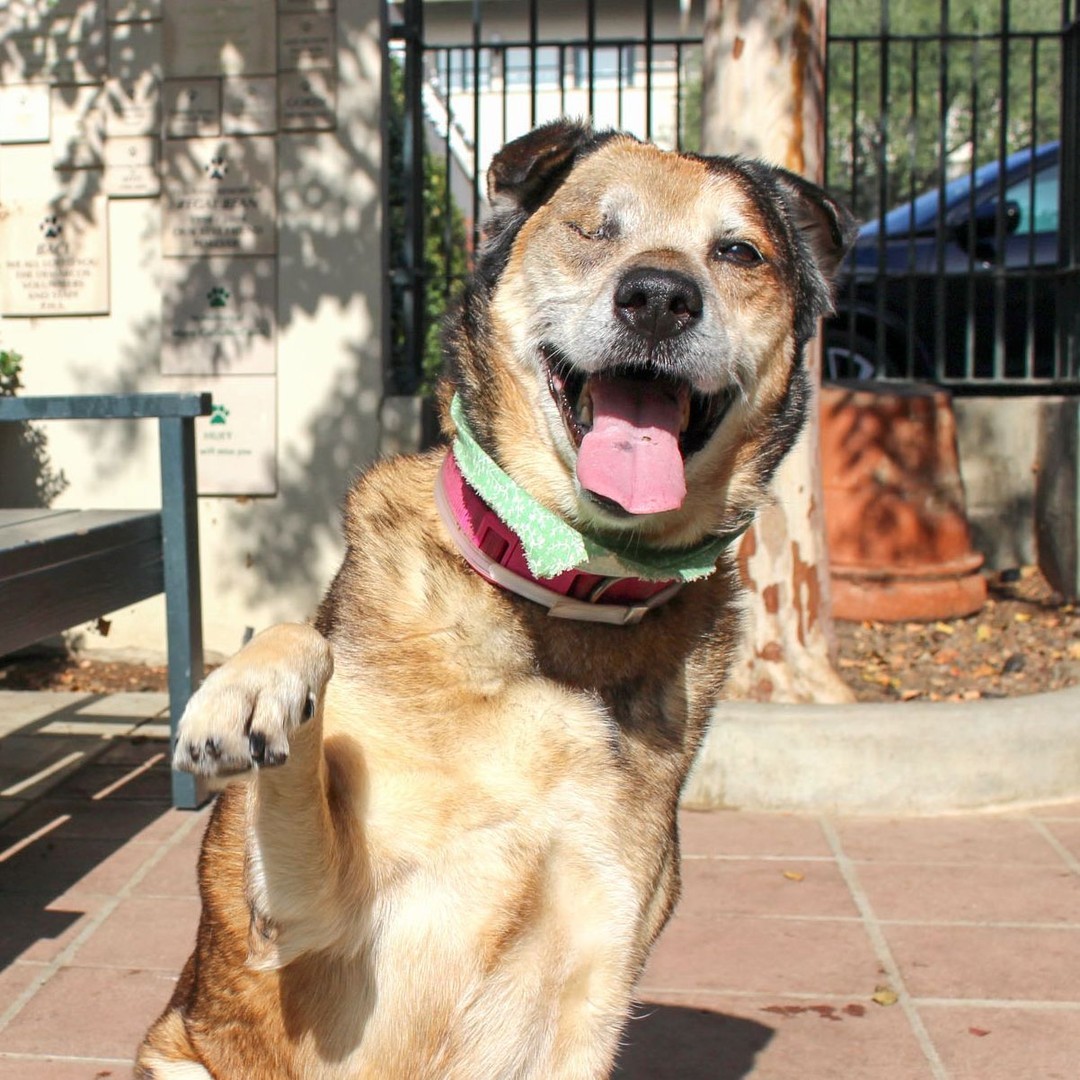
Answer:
[{"xmin": 173, "ymin": 623, "xmax": 334, "ymax": 779}]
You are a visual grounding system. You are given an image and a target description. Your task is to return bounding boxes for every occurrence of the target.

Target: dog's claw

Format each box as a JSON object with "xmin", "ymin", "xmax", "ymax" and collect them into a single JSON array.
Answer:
[
  {"xmin": 170, "ymin": 623, "xmax": 333, "ymax": 781},
  {"xmin": 249, "ymin": 730, "xmax": 267, "ymax": 763}
]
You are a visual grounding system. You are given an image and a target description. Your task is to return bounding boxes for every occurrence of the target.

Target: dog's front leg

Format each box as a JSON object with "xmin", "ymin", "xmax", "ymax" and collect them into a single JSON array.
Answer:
[{"xmin": 173, "ymin": 623, "xmax": 354, "ymax": 965}]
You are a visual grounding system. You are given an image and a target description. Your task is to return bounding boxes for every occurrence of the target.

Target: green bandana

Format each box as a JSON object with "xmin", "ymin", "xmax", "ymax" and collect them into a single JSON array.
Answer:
[{"xmin": 449, "ymin": 394, "xmax": 750, "ymax": 582}]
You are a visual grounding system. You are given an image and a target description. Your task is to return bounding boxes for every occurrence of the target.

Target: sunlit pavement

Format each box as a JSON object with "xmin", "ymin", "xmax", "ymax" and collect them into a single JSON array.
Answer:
[{"xmin": 1, "ymin": 690, "xmax": 1078, "ymax": 1079}]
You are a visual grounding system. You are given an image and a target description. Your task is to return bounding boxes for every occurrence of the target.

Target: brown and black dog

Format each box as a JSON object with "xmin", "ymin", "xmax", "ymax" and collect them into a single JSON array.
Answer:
[{"xmin": 138, "ymin": 120, "xmax": 854, "ymax": 1079}]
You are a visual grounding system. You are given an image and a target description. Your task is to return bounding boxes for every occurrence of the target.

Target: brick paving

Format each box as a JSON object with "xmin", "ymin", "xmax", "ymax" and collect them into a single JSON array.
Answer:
[{"xmin": 1, "ymin": 693, "xmax": 1079, "ymax": 1078}]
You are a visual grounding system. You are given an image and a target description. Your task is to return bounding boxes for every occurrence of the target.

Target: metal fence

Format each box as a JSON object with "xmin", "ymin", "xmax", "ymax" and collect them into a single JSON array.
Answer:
[
  {"xmin": 384, "ymin": 0, "xmax": 703, "ymax": 394},
  {"xmin": 385, "ymin": 0, "xmax": 1079, "ymax": 395},
  {"xmin": 825, "ymin": 0, "xmax": 1079, "ymax": 391}
]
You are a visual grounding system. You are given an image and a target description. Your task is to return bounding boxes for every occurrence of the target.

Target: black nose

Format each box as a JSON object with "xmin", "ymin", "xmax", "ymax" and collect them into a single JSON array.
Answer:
[{"xmin": 613, "ymin": 267, "xmax": 703, "ymax": 341}]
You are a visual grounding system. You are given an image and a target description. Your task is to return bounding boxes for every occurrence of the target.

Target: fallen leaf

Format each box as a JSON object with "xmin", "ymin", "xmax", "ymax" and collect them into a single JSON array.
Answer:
[
  {"xmin": 1014, "ymin": 612, "xmax": 1033, "ymax": 623},
  {"xmin": 1068, "ymin": 642, "xmax": 1080, "ymax": 660},
  {"xmin": 934, "ymin": 648, "xmax": 960, "ymax": 666},
  {"xmin": 961, "ymin": 689, "xmax": 981, "ymax": 700},
  {"xmin": 871, "ymin": 985, "xmax": 899, "ymax": 1007},
  {"xmin": 976, "ymin": 624, "xmax": 993, "ymax": 642},
  {"xmin": 933, "ymin": 622, "xmax": 955, "ymax": 635},
  {"xmin": 899, "ymin": 689, "xmax": 920, "ymax": 702},
  {"xmin": 782, "ymin": 870, "xmax": 805, "ymax": 882},
  {"xmin": 972, "ymin": 664, "xmax": 997, "ymax": 679},
  {"xmin": 968, "ymin": 1027, "xmax": 991, "ymax": 1037}
]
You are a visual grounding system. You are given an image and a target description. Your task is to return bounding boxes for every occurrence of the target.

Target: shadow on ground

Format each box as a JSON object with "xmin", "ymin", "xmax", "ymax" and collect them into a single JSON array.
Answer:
[
  {"xmin": 616, "ymin": 1002, "xmax": 774, "ymax": 1078},
  {"xmin": 0, "ymin": 729, "xmax": 175, "ymax": 970}
]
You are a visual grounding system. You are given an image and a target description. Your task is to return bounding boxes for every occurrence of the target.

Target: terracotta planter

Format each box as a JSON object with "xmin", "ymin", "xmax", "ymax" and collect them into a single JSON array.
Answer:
[{"xmin": 820, "ymin": 382, "xmax": 987, "ymax": 622}]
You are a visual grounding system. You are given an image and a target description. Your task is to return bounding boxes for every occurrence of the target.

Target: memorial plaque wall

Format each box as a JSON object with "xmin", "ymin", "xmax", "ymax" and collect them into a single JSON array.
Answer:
[{"xmin": 0, "ymin": 0, "xmax": 341, "ymax": 496}]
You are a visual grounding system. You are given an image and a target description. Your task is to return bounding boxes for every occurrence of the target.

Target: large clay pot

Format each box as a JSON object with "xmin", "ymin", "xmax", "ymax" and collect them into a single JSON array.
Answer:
[{"xmin": 820, "ymin": 381, "xmax": 987, "ymax": 622}]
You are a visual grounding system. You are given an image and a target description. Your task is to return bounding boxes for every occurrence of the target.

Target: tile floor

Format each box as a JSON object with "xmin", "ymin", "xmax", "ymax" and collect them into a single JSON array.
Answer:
[{"xmin": 1, "ymin": 694, "xmax": 1079, "ymax": 1079}]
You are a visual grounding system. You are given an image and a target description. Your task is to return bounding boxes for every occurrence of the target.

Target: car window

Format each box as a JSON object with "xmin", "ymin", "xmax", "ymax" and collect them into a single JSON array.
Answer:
[{"xmin": 999, "ymin": 162, "xmax": 1060, "ymax": 235}]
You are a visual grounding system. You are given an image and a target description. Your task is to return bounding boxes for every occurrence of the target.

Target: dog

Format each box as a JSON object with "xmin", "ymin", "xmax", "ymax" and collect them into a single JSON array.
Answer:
[{"xmin": 137, "ymin": 119, "xmax": 854, "ymax": 1079}]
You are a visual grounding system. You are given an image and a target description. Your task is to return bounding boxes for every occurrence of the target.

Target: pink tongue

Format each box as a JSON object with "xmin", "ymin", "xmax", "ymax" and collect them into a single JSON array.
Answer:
[{"xmin": 577, "ymin": 378, "xmax": 687, "ymax": 515}]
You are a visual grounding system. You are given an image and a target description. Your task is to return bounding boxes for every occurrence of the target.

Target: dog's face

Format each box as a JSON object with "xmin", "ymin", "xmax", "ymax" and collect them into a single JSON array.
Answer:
[{"xmin": 446, "ymin": 120, "xmax": 855, "ymax": 548}]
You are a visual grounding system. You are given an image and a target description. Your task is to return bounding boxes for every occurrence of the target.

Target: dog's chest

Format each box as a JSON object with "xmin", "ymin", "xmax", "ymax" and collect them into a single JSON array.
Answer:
[{"xmin": 321, "ymin": 678, "xmax": 659, "ymax": 1073}]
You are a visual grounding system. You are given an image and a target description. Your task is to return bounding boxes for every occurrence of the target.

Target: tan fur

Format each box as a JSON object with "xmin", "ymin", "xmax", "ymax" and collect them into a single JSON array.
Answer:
[{"xmin": 138, "ymin": 123, "xmax": 852, "ymax": 1079}]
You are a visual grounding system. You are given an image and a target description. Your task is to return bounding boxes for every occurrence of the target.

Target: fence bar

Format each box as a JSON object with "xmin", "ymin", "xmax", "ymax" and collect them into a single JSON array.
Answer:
[{"xmin": 387, "ymin": 0, "xmax": 1075, "ymax": 395}]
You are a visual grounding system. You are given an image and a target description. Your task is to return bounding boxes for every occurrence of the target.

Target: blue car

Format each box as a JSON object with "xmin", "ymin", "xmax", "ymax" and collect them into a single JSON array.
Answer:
[{"xmin": 824, "ymin": 142, "xmax": 1061, "ymax": 383}]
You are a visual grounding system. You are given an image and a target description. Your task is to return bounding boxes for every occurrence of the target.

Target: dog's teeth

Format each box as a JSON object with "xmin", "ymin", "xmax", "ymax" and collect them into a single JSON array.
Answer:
[
  {"xmin": 680, "ymin": 396, "xmax": 692, "ymax": 433},
  {"xmin": 577, "ymin": 388, "xmax": 593, "ymax": 427}
]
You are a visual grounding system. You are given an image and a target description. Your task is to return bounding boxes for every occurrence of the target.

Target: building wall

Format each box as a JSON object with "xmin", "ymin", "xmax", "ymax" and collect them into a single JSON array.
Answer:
[{"xmin": 0, "ymin": 0, "xmax": 402, "ymax": 662}]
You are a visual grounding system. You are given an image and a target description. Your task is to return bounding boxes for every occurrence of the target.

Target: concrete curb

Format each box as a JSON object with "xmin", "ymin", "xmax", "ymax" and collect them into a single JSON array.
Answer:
[{"xmin": 682, "ymin": 686, "xmax": 1080, "ymax": 815}]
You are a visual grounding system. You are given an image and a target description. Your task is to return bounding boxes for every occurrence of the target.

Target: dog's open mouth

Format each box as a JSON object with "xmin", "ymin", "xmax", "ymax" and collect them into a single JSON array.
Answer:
[{"xmin": 544, "ymin": 351, "xmax": 734, "ymax": 516}]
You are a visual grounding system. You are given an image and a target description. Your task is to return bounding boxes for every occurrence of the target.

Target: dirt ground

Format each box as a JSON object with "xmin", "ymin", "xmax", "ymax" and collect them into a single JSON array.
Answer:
[
  {"xmin": 0, "ymin": 567, "xmax": 1076, "ymax": 703},
  {"xmin": 833, "ymin": 565, "xmax": 1080, "ymax": 703}
]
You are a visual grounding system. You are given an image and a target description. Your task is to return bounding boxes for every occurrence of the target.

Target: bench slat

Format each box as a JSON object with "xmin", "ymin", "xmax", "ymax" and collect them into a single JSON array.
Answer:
[
  {"xmin": 0, "ymin": 393, "xmax": 212, "ymax": 422},
  {"xmin": 0, "ymin": 534, "xmax": 165, "ymax": 655},
  {"xmin": 0, "ymin": 510, "xmax": 160, "ymax": 577},
  {"xmin": 0, "ymin": 508, "xmax": 77, "ymax": 530}
]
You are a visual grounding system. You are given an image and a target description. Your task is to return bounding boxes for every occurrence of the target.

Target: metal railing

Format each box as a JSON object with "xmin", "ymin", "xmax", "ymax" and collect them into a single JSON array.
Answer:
[
  {"xmin": 825, "ymin": 0, "xmax": 1079, "ymax": 391},
  {"xmin": 384, "ymin": 0, "xmax": 702, "ymax": 394},
  {"xmin": 386, "ymin": 0, "xmax": 1079, "ymax": 395}
]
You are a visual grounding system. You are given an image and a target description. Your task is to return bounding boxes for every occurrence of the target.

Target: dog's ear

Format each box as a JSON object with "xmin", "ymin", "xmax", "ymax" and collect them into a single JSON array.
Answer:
[
  {"xmin": 769, "ymin": 169, "xmax": 858, "ymax": 285},
  {"xmin": 475, "ymin": 121, "xmax": 620, "ymax": 290},
  {"xmin": 486, "ymin": 119, "xmax": 603, "ymax": 217}
]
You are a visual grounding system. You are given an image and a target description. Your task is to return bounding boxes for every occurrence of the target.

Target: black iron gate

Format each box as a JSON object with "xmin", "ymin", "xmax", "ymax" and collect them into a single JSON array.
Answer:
[
  {"xmin": 1062, "ymin": 11, "xmax": 1080, "ymax": 381},
  {"xmin": 825, "ymin": 0, "xmax": 1079, "ymax": 391},
  {"xmin": 386, "ymin": 0, "xmax": 1079, "ymax": 396}
]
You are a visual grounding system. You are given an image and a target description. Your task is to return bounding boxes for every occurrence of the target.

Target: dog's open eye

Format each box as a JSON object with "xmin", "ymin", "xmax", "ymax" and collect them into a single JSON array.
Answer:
[{"xmin": 714, "ymin": 241, "xmax": 764, "ymax": 267}]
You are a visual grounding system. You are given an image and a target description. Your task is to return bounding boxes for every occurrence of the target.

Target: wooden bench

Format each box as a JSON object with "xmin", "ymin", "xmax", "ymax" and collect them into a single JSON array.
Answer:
[{"xmin": 0, "ymin": 393, "xmax": 212, "ymax": 809}]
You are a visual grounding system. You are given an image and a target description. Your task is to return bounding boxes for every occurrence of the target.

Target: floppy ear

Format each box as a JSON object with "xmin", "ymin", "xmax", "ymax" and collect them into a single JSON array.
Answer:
[
  {"xmin": 769, "ymin": 168, "xmax": 859, "ymax": 285},
  {"xmin": 486, "ymin": 119, "xmax": 606, "ymax": 217},
  {"xmin": 475, "ymin": 120, "xmax": 620, "ymax": 288}
]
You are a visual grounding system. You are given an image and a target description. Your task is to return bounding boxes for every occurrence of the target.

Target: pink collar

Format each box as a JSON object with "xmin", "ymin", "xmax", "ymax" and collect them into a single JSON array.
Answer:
[{"xmin": 434, "ymin": 452, "xmax": 682, "ymax": 625}]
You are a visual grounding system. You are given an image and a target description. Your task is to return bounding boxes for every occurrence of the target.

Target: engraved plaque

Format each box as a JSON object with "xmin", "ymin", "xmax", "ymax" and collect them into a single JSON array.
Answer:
[
  {"xmin": 106, "ymin": 19, "xmax": 162, "ymax": 136},
  {"xmin": 0, "ymin": 85, "xmax": 51, "ymax": 144},
  {"xmin": 222, "ymin": 77, "xmax": 278, "ymax": 136},
  {"xmin": 105, "ymin": 75, "xmax": 160, "ymax": 137},
  {"xmin": 163, "ymin": 0, "xmax": 277, "ymax": 78},
  {"xmin": 163, "ymin": 79, "xmax": 221, "ymax": 138},
  {"xmin": 278, "ymin": 12, "xmax": 335, "ymax": 71},
  {"xmin": 0, "ymin": 195, "xmax": 110, "ymax": 316},
  {"xmin": 163, "ymin": 136, "xmax": 277, "ymax": 256},
  {"xmin": 108, "ymin": 0, "xmax": 164, "ymax": 21},
  {"xmin": 49, "ymin": 5, "xmax": 108, "ymax": 84},
  {"xmin": 104, "ymin": 136, "xmax": 159, "ymax": 197},
  {"xmin": 51, "ymin": 86, "xmax": 105, "ymax": 169},
  {"xmin": 191, "ymin": 375, "xmax": 278, "ymax": 495},
  {"xmin": 279, "ymin": 71, "xmax": 336, "ymax": 132},
  {"xmin": 161, "ymin": 256, "xmax": 276, "ymax": 375}
]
